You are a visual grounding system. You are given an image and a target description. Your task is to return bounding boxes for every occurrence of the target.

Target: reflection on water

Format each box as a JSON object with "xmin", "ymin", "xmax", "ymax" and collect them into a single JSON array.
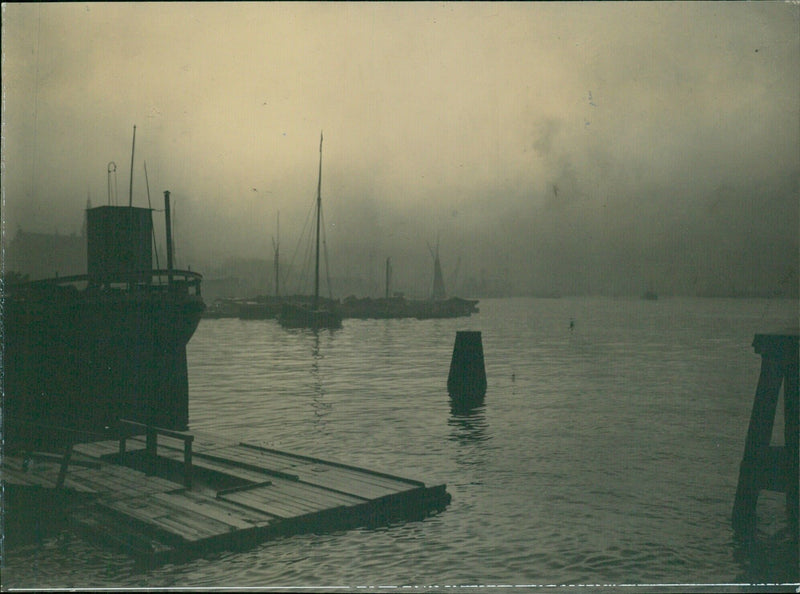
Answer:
[
  {"xmin": 448, "ymin": 398, "xmax": 490, "ymax": 445},
  {"xmin": 308, "ymin": 331, "xmax": 332, "ymax": 429},
  {"xmin": 733, "ymin": 532, "xmax": 800, "ymax": 584}
]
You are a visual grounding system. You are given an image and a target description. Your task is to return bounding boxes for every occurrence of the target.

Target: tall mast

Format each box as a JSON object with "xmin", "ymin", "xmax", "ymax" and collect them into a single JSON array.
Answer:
[
  {"xmin": 273, "ymin": 211, "xmax": 280, "ymax": 297},
  {"xmin": 128, "ymin": 125, "xmax": 136, "ymax": 207},
  {"xmin": 314, "ymin": 131, "xmax": 323, "ymax": 310},
  {"xmin": 385, "ymin": 257, "xmax": 391, "ymax": 299}
]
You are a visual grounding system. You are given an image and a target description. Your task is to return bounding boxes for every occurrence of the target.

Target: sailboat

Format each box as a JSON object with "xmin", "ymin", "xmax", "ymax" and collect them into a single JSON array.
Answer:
[
  {"xmin": 429, "ymin": 240, "xmax": 447, "ymax": 301},
  {"xmin": 235, "ymin": 213, "xmax": 285, "ymax": 320},
  {"xmin": 338, "ymin": 247, "xmax": 479, "ymax": 320},
  {"xmin": 278, "ymin": 132, "xmax": 343, "ymax": 330}
]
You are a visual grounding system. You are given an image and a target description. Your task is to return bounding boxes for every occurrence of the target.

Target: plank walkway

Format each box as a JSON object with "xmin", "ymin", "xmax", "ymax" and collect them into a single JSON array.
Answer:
[{"xmin": 2, "ymin": 430, "xmax": 450, "ymax": 565}]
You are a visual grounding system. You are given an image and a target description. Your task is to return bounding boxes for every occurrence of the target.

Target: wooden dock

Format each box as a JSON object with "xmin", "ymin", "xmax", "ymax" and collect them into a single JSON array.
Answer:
[{"xmin": 2, "ymin": 425, "xmax": 451, "ymax": 565}]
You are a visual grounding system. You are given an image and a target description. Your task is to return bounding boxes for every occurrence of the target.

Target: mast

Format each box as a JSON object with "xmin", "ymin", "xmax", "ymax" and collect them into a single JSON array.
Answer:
[
  {"xmin": 314, "ymin": 131, "xmax": 323, "ymax": 310},
  {"xmin": 128, "ymin": 125, "xmax": 136, "ymax": 207},
  {"xmin": 164, "ymin": 191, "xmax": 174, "ymax": 287},
  {"xmin": 273, "ymin": 211, "xmax": 280, "ymax": 297},
  {"xmin": 385, "ymin": 257, "xmax": 391, "ymax": 299},
  {"xmin": 107, "ymin": 161, "xmax": 117, "ymax": 205},
  {"xmin": 430, "ymin": 239, "xmax": 446, "ymax": 300}
]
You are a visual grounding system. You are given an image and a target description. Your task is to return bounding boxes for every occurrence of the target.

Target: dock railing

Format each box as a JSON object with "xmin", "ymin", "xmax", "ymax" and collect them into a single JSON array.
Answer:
[{"xmin": 118, "ymin": 419, "xmax": 194, "ymax": 488}]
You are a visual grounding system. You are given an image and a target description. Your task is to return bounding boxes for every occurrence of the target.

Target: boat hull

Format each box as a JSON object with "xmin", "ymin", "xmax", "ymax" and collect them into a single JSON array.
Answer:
[
  {"xmin": 277, "ymin": 302, "xmax": 342, "ymax": 329},
  {"xmin": 339, "ymin": 296, "xmax": 479, "ymax": 320},
  {"xmin": 4, "ymin": 285, "xmax": 204, "ymax": 449}
]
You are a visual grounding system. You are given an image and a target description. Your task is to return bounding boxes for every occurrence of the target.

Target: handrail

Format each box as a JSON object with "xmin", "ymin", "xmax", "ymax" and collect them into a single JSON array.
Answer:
[
  {"xmin": 9, "ymin": 269, "xmax": 203, "ymax": 288},
  {"xmin": 118, "ymin": 419, "xmax": 194, "ymax": 488},
  {"xmin": 7, "ymin": 269, "xmax": 203, "ymax": 297}
]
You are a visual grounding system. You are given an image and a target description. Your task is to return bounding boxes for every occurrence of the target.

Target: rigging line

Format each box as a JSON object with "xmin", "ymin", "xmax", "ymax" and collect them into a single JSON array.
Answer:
[
  {"xmin": 285, "ymin": 201, "xmax": 310, "ymax": 294},
  {"xmin": 285, "ymin": 191, "xmax": 317, "ymax": 295},
  {"xmin": 300, "ymin": 213, "xmax": 315, "ymax": 296},
  {"xmin": 320, "ymin": 204, "xmax": 333, "ymax": 300}
]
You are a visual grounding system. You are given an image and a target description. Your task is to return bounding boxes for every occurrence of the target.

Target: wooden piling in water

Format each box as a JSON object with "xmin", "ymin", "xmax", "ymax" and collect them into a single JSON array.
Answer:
[
  {"xmin": 732, "ymin": 331, "xmax": 799, "ymax": 552},
  {"xmin": 448, "ymin": 331, "xmax": 487, "ymax": 402}
]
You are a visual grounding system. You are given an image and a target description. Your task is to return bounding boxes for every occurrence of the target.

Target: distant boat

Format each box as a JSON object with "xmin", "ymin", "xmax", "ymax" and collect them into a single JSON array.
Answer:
[
  {"xmin": 430, "ymin": 241, "xmax": 446, "ymax": 301},
  {"xmin": 235, "ymin": 213, "xmax": 285, "ymax": 320},
  {"xmin": 338, "ymin": 252, "xmax": 479, "ymax": 320},
  {"xmin": 641, "ymin": 290, "xmax": 659, "ymax": 301},
  {"xmin": 278, "ymin": 132, "xmax": 343, "ymax": 330},
  {"xmin": 202, "ymin": 297, "xmax": 240, "ymax": 318},
  {"xmin": 235, "ymin": 296, "xmax": 284, "ymax": 319},
  {"xmin": 339, "ymin": 294, "xmax": 479, "ymax": 320}
]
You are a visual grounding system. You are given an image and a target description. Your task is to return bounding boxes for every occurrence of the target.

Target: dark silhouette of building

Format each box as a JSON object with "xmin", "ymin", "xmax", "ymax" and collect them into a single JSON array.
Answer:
[{"xmin": 6, "ymin": 227, "xmax": 86, "ymax": 280}]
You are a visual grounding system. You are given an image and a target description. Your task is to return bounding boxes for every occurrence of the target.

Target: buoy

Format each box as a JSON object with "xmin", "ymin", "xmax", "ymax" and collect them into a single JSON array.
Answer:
[{"xmin": 448, "ymin": 331, "xmax": 487, "ymax": 403}]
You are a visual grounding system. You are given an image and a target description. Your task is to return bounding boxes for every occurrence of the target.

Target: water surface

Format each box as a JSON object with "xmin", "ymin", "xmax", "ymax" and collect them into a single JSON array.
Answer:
[{"xmin": 4, "ymin": 297, "xmax": 798, "ymax": 590}]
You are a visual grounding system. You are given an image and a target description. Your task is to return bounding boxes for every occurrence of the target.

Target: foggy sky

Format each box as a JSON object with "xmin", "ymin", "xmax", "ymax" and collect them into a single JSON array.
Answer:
[{"xmin": 2, "ymin": 2, "xmax": 798, "ymax": 297}]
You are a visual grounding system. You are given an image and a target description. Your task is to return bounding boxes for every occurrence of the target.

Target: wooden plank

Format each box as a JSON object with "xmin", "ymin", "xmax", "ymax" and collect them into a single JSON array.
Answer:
[
  {"xmin": 72, "ymin": 510, "xmax": 161, "ymax": 556},
  {"xmin": 179, "ymin": 490, "xmax": 276, "ymax": 526},
  {"xmin": 193, "ymin": 445, "xmax": 417, "ymax": 498},
  {"xmin": 2, "ymin": 456, "xmax": 28, "ymax": 472},
  {"xmin": 309, "ymin": 462, "xmax": 422, "ymax": 490},
  {"xmin": 89, "ymin": 464, "xmax": 184, "ymax": 493},
  {"xmin": 267, "ymin": 479, "xmax": 366, "ymax": 508},
  {"xmin": 74, "ymin": 440, "xmax": 127, "ymax": 458},
  {"xmin": 98, "ymin": 465, "xmax": 178, "ymax": 490},
  {"xmin": 142, "ymin": 439, "xmax": 296, "ymax": 479},
  {"xmin": 228, "ymin": 446, "xmax": 419, "ymax": 492},
  {"xmin": 4, "ymin": 470, "xmax": 57, "ymax": 489},
  {"xmin": 101, "ymin": 497, "xmax": 235, "ymax": 543},
  {"xmin": 97, "ymin": 499, "xmax": 189, "ymax": 545},
  {"xmin": 218, "ymin": 488, "xmax": 309, "ymax": 518},
  {"xmin": 299, "ymin": 465, "xmax": 414, "ymax": 493},
  {"xmin": 65, "ymin": 472, "xmax": 129, "ymax": 495},
  {"xmin": 292, "ymin": 472, "xmax": 403, "ymax": 500},
  {"xmin": 66, "ymin": 467, "xmax": 181, "ymax": 498},
  {"xmin": 191, "ymin": 450, "xmax": 301, "ymax": 482},
  {"xmin": 152, "ymin": 492, "xmax": 269, "ymax": 530},
  {"xmin": 238, "ymin": 482, "xmax": 340, "ymax": 514},
  {"xmin": 169, "ymin": 443, "xmax": 408, "ymax": 498},
  {"xmin": 216, "ymin": 480, "xmax": 273, "ymax": 497},
  {"xmin": 201, "ymin": 446, "xmax": 303, "ymax": 475},
  {"xmin": 66, "ymin": 467, "xmax": 140, "ymax": 493},
  {"xmin": 1, "ymin": 469, "xmax": 38, "ymax": 487},
  {"xmin": 239, "ymin": 442, "xmax": 425, "ymax": 487},
  {"xmin": 156, "ymin": 448, "xmax": 272, "ymax": 484},
  {"xmin": 2, "ymin": 458, "xmax": 95, "ymax": 493},
  {"xmin": 218, "ymin": 488, "xmax": 300, "ymax": 517},
  {"xmin": 60, "ymin": 477, "xmax": 98, "ymax": 493},
  {"xmin": 218, "ymin": 480, "xmax": 363, "ymax": 518}
]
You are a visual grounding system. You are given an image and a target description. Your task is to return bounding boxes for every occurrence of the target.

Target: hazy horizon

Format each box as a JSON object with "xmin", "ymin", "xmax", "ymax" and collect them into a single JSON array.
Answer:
[{"xmin": 3, "ymin": 2, "xmax": 798, "ymax": 298}]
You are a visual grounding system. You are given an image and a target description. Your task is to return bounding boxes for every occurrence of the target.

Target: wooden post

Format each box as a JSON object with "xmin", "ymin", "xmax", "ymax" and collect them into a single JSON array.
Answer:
[
  {"xmin": 56, "ymin": 442, "xmax": 73, "ymax": 489},
  {"xmin": 732, "ymin": 331, "xmax": 799, "ymax": 546},
  {"xmin": 146, "ymin": 426, "xmax": 157, "ymax": 476},
  {"xmin": 448, "ymin": 331, "xmax": 487, "ymax": 403},
  {"xmin": 183, "ymin": 436, "xmax": 194, "ymax": 489}
]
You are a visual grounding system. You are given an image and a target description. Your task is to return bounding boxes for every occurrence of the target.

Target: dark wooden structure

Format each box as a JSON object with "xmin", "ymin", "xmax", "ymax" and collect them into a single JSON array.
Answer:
[
  {"xmin": 732, "ymin": 331, "xmax": 799, "ymax": 551},
  {"xmin": 4, "ymin": 202, "xmax": 205, "ymax": 448},
  {"xmin": 2, "ymin": 425, "xmax": 451, "ymax": 566},
  {"xmin": 448, "ymin": 331, "xmax": 487, "ymax": 404}
]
